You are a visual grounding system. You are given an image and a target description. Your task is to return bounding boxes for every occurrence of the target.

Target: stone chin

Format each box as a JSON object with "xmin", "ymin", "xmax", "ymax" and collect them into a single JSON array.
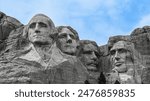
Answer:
[
  {"xmin": 32, "ymin": 40, "xmax": 51, "ymax": 45},
  {"xmin": 31, "ymin": 37, "xmax": 52, "ymax": 45},
  {"xmin": 86, "ymin": 65, "xmax": 97, "ymax": 71},
  {"xmin": 61, "ymin": 47, "xmax": 76, "ymax": 55},
  {"xmin": 113, "ymin": 64, "xmax": 127, "ymax": 73}
]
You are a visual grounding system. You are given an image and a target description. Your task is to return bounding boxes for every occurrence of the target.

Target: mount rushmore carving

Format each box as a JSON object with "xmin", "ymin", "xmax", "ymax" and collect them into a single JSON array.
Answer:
[{"xmin": 0, "ymin": 11, "xmax": 149, "ymax": 84}]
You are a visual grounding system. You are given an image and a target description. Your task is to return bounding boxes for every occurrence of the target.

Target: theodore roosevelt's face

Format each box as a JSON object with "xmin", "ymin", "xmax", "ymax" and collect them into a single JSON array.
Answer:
[{"xmin": 81, "ymin": 43, "xmax": 99, "ymax": 71}]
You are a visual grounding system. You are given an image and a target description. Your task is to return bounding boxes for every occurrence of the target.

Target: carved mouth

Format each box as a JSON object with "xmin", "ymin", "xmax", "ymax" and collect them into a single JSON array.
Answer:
[
  {"xmin": 65, "ymin": 44, "xmax": 74, "ymax": 48},
  {"xmin": 32, "ymin": 34, "xmax": 44, "ymax": 38},
  {"xmin": 87, "ymin": 62, "xmax": 97, "ymax": 67},
  {"xmin": 115, "ymin": 62, "xmax": 123, "ymax": 66}
]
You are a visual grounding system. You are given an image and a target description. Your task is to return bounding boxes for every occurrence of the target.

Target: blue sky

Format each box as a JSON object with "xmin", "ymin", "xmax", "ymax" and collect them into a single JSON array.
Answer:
[{"xmin": 1, "ymin": 0, "xmax": 150, "ymax": 45}]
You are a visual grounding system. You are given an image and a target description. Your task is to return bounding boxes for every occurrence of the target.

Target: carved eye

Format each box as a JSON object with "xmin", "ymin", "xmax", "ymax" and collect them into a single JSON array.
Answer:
[
  {"xmin": 69, "ymin": 34, "xmax": 75, "ymax": 39},
  {"xmin": 118, "ymin": 48, "xmax": 127, "ymax": 53},
  {"xmin": 58, "ymin": 33, "xmax": 67, "ymax": 38},
  {"xmin": 39, "ymin": 22, "xmax": 47, "ymax": 28},
  {"xmin": 29, "ymin": 23, "xmax": 36, "ymax": 28},
  {"xmin": 110, "ymin": 50, "xmax": 116, "ymax": 55}
]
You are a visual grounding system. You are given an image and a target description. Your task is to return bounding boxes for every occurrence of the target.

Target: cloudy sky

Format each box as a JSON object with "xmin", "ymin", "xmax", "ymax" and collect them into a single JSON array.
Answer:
[{"xmin": 1, "ymin": 0, "xmax": 150, "ymax": 45}]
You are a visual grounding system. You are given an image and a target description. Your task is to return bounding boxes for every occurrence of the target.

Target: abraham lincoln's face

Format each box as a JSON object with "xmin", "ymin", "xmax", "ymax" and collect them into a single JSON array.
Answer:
[{"xmin": 110, "ymin": 41, "xmax": 133, "ymax": 73}]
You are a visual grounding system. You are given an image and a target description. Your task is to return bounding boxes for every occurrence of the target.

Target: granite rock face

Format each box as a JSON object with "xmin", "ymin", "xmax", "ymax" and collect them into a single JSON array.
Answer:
[
  {"xmin": 1, "ymin": 11, "xmax": 150, "ymax": 84},
  {"xmin": 0, "ymin": 13, "xmax": 89, "ymax": 84},
  {"xmin": 130, "ymin": 26, "xmax": 150, "ymax": 83},
  {"xmin": 100, "ymin": 35, "xmax": 146, "ymax": 84},
  {"xmin": 0, "ymin": 12, "xmax": 23, "ymax": 41},
  {"xmin": 0, "ymin": 11, "xmax": 23, "ymax": 52},
  {"xmin": 131, "ymin": 26, "xmax": 150, "ymax": 66}
]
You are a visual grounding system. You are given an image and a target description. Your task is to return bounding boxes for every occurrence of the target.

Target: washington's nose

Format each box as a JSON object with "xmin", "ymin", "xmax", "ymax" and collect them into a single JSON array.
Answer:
[
  {"xmin": 66, "ymin": 35, "xmax": 72, "ymax": 43},
  {"xmin": 35, "ymin": 23, "xmax": 40, "ymax": 33}
]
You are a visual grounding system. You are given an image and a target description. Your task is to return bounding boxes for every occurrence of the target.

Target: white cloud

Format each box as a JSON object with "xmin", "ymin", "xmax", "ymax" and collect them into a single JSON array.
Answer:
[
  {"xmin": 134, "ymin": 14, "xmax": 150, "ymax": 28},
  {"xmin": 0, "ymin": 0, "xmax": 133, "ymax": 45}
]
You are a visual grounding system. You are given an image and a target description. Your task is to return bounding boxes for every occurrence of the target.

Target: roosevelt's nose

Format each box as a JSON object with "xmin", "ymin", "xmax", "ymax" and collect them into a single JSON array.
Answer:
[{"xmin": 91, "ymin": 52, "xmax": 97, "ymax": 60}]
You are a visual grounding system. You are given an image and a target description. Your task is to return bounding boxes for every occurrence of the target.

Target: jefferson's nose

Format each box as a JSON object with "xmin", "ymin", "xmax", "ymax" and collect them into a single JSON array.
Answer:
[{"xmin": 66, "ymin": 35, "xmax": 72, "ymax": 43}]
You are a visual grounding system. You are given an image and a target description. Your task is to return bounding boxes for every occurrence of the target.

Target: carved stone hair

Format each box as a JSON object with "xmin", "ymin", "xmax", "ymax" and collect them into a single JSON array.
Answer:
[
  {"xmin": 56, "ymin": 26, "xmax": 79, "ymax": 41},
  {"xmin": 22, "ymin": 14, "xmax": 56, "ymax": 39},
  {"xmin": 28, "ymin": 14, "xmax": 55, "ymax": 29},
  {"xmin": 77, "ymin": 40, "xmax": 100, "ymax": 57}
]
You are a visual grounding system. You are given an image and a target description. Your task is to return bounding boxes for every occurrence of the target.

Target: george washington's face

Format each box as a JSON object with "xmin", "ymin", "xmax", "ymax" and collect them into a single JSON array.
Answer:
[
  {"xmin": 28, "ymin": 15, "xmax": 53, "ymax": 45},
  {"xmin": 57, "ymin": 28, "xmax": 78, "ymax": 55},
  {"xmin": 110, "ymin": 41, "xmax": 133, "ymax": 73}
]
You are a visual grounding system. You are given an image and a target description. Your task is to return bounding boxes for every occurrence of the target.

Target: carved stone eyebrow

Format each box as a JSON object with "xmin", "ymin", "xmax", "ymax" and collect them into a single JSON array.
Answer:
[
  {"xmin": 110, "ymin": 49, "xmax": 116, "ymax": 55},
  {"xmin": 38, "ymin": 22, "xmax": 47, "ymax": 27},
  {"xmin": 58, "ymin": 33, "xmax": 67, "ymax": 38},
  {"xmin": 29, "ymin": 22, "xmax": 36, "ymax": 28}
]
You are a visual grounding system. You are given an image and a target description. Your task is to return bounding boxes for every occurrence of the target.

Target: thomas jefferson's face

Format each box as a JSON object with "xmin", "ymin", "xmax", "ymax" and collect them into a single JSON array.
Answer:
[
  {"xmin": 81, "ymin": 43, "xmax": 99, "ymax": 71},
  {"xmin": 57, "ymin": 28, "xmax": 78, "ymax": 55},
  {"xmin": 110, "ymin": 41, "xmax": 132, "ymax": 73},
  {"xmin": 28, "ymin": 16, "xmax": 53, "ymax": 45}
]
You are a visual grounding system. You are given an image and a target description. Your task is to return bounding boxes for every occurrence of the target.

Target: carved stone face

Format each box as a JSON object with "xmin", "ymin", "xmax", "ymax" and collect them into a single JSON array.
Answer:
[
  {"xmin": 81, "ymin": 42, "xmax": 99, "ymax": 71},
  {"xmin": 110, "ymin": 41, "xmax": 133, "ymax": 73},
  {"xmin": 57, "ymin": 28, "xmax": 78, "ymax": 55},
  {"xmin": 28, "ymin": 15, "xmax": 53, "ymax": 45}
]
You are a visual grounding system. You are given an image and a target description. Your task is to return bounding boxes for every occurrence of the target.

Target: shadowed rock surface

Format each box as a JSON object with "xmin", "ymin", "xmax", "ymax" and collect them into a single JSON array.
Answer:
[
  {"xmin": 0, "ymin": 11, "xmax": 23, "ymax": 53},
  {"xmin": 130, "ymin": 26, "xmax": 150, "ymax": 83},
  {"xmin": 99, "ymin": 44, "xmax": 111, "ymax": 73}
]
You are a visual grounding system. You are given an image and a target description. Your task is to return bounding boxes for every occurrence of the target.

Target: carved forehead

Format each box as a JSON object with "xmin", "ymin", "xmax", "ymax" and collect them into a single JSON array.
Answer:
[
  {"xmin": 57, "ymin": 26, "xmax": 79, "ymax": 40},
  {"xmin": 58, "ymin": 28, "xmax": 74, "ymax": 35},
  {"xmin": 83, "ymin": 43, "xmax": 98, "ymax": 52},
  {"xmin": 28, "ymin": 14, "xmax": 55, "ymax": 28},
  {"xmin": 110, "ymin": 41, "xmax": 132, "ymax": 51},
  {"xmin": 80, "ymin": 40, "xmax": 99, "ymax": 52}
]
